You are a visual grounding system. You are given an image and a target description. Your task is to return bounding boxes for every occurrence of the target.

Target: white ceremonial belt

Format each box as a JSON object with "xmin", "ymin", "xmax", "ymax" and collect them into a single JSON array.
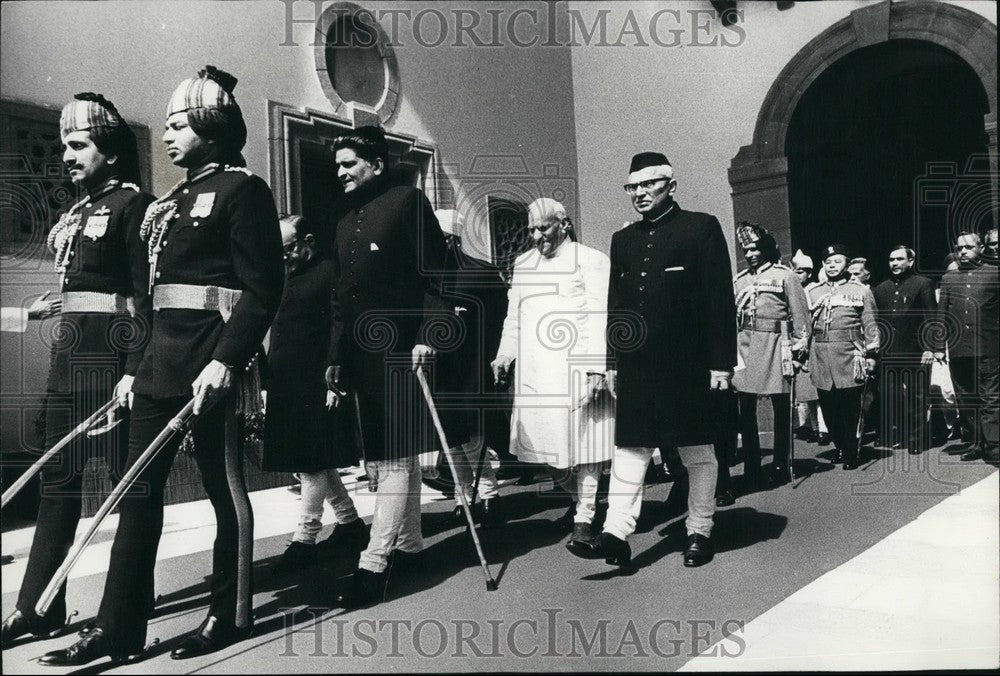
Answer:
[
  {"xmin": 153, "ymin": 284, "xmax": 242, "ymax": 322},
  {"xmin": 61, "ymin": 291, "xmax": 134, "ymax": 315}
]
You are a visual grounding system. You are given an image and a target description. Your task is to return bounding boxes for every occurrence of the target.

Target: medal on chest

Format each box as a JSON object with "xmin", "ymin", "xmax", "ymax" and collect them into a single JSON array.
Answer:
[
  {"xmin": 83, "ymin": 206, "xmax": 111, "ymax": 240},
  {"xmin": 190, "ymin": 192, "xmax": 216, "ymax": 218}
]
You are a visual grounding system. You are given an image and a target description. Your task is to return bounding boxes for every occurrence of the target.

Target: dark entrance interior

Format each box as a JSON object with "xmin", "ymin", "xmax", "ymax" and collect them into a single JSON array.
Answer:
[{"xmin": 786, "ymin": 39, "xmax": 991, "ymax": 283}]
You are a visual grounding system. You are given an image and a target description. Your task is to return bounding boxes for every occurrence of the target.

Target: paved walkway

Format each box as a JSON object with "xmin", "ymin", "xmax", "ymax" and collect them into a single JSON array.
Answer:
[
  {"xmin": 681, "ymin": 471, "xmax": 999, "ymax": 671},
  {"xmin": 2, "ymin": 443, "xmax": 997, "ymax": 672}
]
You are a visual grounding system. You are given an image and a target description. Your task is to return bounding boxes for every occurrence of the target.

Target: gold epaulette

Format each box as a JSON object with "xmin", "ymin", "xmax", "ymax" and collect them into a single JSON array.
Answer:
[
  {"xmin": 224, "ymin": 165, "xmax": 253, "ymax": 176},
  {"xmin": 121, "ymin": 182, "xmax": 141, "ymax": 192}
]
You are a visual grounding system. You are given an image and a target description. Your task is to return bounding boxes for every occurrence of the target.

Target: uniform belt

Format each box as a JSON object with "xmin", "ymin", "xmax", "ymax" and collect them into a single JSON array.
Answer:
[
  {"xmin": 739, "ymin": 318, "xmax": 783, "ymax": 333},
  {"xmin": 61, "ymin": 291, "xmax": 133, "ymax": 315},
  {"xmin": 814, "ymin": 328, "xmax": 862, "ymax": 343},
  {"xmin": 153, "ymin": 284, "xmax": 242, "ymax": 321}
]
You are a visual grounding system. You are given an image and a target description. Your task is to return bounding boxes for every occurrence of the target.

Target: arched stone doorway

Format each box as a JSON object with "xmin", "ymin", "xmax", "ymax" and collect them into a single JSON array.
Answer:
[{"xmin": 729, "ymin": 1, "xmax": 997, "ymax": 277}]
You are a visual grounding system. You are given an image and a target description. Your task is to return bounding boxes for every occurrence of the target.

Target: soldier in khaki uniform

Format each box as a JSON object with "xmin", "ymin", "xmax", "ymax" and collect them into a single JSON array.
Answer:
[
  {"xmin": 806, "ymin": 244, "xmax": 880, "ymax": 470},
  {"xmin": 732, "ymin": 223, "xmax": 809, "ymax": 486}
]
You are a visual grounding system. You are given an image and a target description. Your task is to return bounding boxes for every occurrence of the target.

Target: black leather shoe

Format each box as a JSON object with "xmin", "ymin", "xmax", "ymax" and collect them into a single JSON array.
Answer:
[
  {"xmin": 387, "ymin": 548, "xmax": 422, "ymax": 572},
  {"xmin": 842, "ymin": 460, "xmax": 859, "ymax": 470},
  {"xmin": 335, "ymin": 568, "xmax": 388, "ymax": 609},
  {"xmin": 683, "ymin": 533, "xmax": 713, "ymax": 567},
  {"xmin": 565, "ymin": 522, "xmax": 599, "ymax": 556},
  {"xmin": 478, "ymin": 498, "xmax": 506, "ymax": 529},
  {"xmin": 816, "ymin": 432, "xmax": 831, "ymax": 446},
  {"xmin": 715, "ymin": 490, "xmax": 736, "ymax": 507},
  {"xmin": 39, "ymin": 628, "xmax": 124, "ymax": 666},
  {"xmin": 271, "ymin": 540, "xmax": 318, "ymax": 575},
  {"xmin": 171, "ymin": 616, "xmax": 250, "ymax": 660},
  {"xmin": 317, "ymin": 519, "xmax": 369, "ymax": 556},
  {"xmin": 770, "ymin": 464, "xmax": 791, "ymax": 487},
  {"xmin": 598, "ymin": 533, "xmax": 631, "ymax": 567},
  {"xmin": 961, "ymin": 449, "xmax": 983, "ymax": 462},
  {"xmin": 3, "ymin": 609, "xmax": 64, "ymax": 647}
]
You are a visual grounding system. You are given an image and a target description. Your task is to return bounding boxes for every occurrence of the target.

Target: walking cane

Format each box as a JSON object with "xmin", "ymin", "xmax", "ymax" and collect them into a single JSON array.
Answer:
[
  {"xmin": 416, "ymin": 367, "xmax": 498, "ymax": 591},
  {"xmin": 2, "ymin": 397, "xmax": 120, "ymax": 509},
  {"xmin": 35, "ymin": 398, "xmax": 198, "ymax": 618}
]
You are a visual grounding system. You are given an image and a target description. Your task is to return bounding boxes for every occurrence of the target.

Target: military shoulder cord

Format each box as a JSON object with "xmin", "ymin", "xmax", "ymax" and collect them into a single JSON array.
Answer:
[
  {"xmin": 47, "ymin": 179, "xmax": 138, "ymax": 279},
  {"xmin": 139, "ymin": 177, "xmax": 189, "ymax": 293}
]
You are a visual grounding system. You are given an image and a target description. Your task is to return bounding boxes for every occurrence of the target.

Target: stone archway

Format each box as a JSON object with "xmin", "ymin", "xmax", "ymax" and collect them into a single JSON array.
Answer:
[{"xmin": 729, "ymin": 1, "xmax": 997, "ymax": 259}]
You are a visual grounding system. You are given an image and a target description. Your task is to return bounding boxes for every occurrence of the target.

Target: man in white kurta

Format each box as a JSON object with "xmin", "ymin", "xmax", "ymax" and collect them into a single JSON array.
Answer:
[{"xmin": 492, "ymin": 198, "xmax": 614, "ymax": 548}]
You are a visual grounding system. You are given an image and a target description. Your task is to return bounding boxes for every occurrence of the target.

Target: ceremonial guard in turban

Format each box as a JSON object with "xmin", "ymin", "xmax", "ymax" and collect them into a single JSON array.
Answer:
[
  {"xmin": 492, "ymin": 198, "xmax": 615, "ymax": 551},
  {"xmin": 2, "ymin": 94, "xmax": 154, "ymax": 648},
  {"xmin": 732, "ymin": 222, "xmax": 809, "ymax": 486},
  {"xmin": 806, "ymin": 244, "xmax": 879, "ymax": 470},
  {"xmin": 41, "ymin": 66, "xmax": 284, "ymax": 665},
  {"xmin": 569, "ymin": 152, "xmax": 736, "ymax": 568},
  {"xmin": 324, "ymin": 126, "xmax": 448, "ymax": 608}
]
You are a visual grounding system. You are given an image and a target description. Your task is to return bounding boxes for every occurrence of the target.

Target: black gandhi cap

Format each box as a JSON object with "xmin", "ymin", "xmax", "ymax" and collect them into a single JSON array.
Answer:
[{"xmin": 629, "ymin": 152, "xmax": 671, "ymax": 174}]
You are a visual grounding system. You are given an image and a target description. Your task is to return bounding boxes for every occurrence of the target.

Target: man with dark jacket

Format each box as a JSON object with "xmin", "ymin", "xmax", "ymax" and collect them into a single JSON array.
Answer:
[
  {"xmin": 2, "ymin": 93, "xmax": 154, "ymax": 649},
  {"xmin": 872, "ymin": 246, "xmax": 937, "ymax": 454},
  {"xmin": 936, "ymin": 232, "xmax": 999, "ymax": 463},
  {"xmin": 434, "ymin": 208, "xmax": 506, "ymax": 527},
  {"xmin": 41, "ymin": 66, "xmax": 284, "ymax": 666},
  {"xmin": 568, "ymin": 152, "xmax": 736, "ymax": 569},
  {"xmin": 324, "ymin": 126, "xmax": 448, "ymax": 607},
  {"xmin": 263, "ymin": 215, "xmax": 367, "ymax": 572}
]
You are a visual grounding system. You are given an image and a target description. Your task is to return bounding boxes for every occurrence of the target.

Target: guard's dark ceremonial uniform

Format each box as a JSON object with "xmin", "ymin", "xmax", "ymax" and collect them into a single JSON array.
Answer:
[
  {"xmin": 263, "ymin": 256, "xmax": 357, "ymax": 471},
  {"xmin": 328, "ymin": 181, "xmax": 448, "ymax": 462},
  {"xmin": 93, "ymin": 162, "xmax": 283, "ymax": 654},
  {"xmin": 4, "ymin": 94, "xmax": 155, "ymax": 646},
  {"xmin": 872, "ymin": 269, "xmax": 937, "ymax": 452},
  {"xmin": 17, "ymin": 178, "xmax": 153, "ymax": 629},
  {"xmin": 937, "ymin": 260, "xmax": 999, "ymax": 457},
  {"xmin": 806, "ymin": 276, "xmax": 879, "ymax": 467},
  {"xmin": 608, "ymin": 204, "xmax": 737, "ymax": 448}
]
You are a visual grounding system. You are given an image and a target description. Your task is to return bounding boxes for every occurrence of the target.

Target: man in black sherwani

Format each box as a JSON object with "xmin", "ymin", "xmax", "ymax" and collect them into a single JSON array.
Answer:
[
  {"xmin": 324, "ymin": 126, "xmax": 449, "ymax": 607},
  {"xmin": 568, "ymin": 152, "xmax": 736, "ymax": 569}
]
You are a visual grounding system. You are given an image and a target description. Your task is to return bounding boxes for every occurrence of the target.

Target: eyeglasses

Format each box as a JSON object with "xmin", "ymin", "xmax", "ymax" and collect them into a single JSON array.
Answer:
[
  {"xmin": 282, "ymin": 241, "xmax": 299, "ymax": 260},
  {"xmin": 623, "ymin": 178, "xmax": 668, "ymax": 194}
]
